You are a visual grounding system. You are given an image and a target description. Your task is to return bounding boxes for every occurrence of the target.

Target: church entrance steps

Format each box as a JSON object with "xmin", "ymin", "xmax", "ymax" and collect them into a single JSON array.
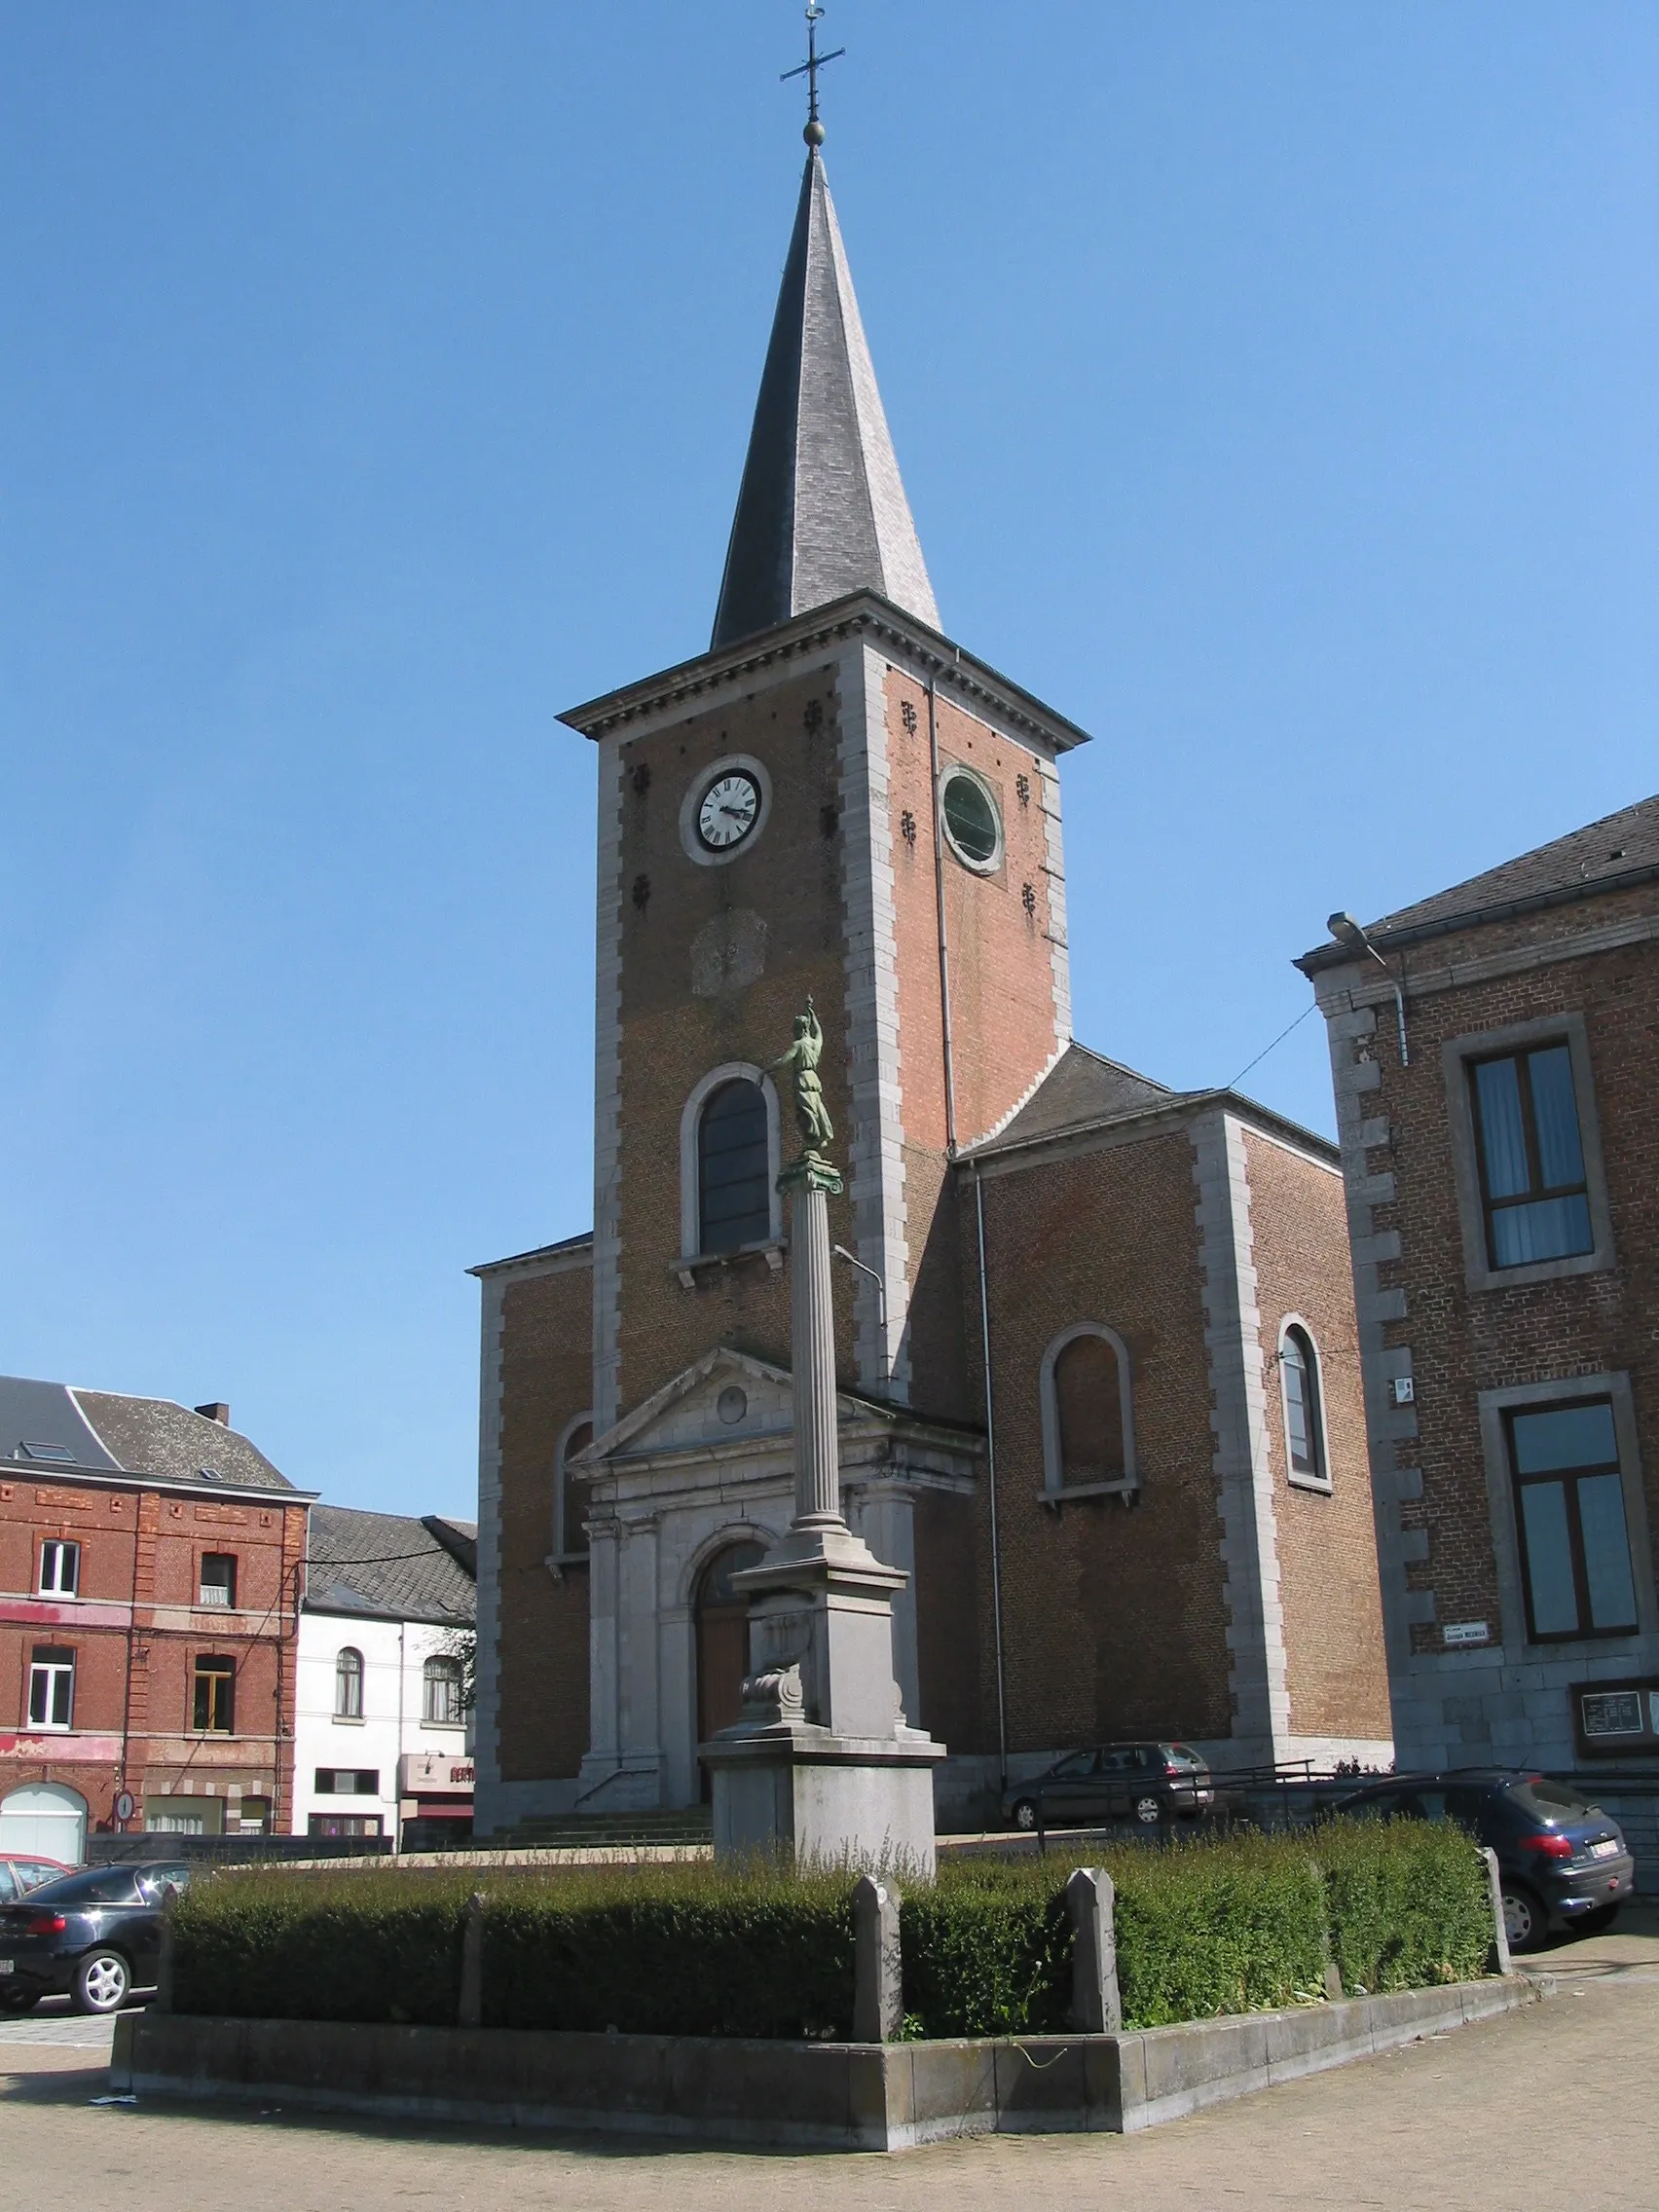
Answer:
[{"xmin": 111, "ymin": 1976, "xmax": 1542, "ymax": 2151}]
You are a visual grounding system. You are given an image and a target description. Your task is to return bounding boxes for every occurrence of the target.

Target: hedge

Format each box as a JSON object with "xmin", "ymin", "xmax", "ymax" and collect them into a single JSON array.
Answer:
[{"xmin": 167, "ymin": 1818, "xmax": 1493, "ymax": 2039}]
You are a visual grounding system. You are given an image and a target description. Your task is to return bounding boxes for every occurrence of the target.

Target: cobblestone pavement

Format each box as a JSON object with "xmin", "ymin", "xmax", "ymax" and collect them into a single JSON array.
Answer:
[{"xmin": 2, "ymin": 1911, "xmax": 1654, "ymax": 2212}]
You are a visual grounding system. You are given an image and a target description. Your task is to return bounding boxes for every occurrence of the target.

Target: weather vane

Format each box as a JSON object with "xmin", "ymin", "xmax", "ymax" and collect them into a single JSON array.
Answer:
[{"xmin": 782, "ymin": 2, "xmax": 845, "ymax": 147}]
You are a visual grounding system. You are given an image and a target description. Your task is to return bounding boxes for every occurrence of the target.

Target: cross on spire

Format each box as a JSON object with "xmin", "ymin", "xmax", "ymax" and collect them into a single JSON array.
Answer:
[{"xmin": 781, "ymin": 2, "xmax": 844, "ymax": 147}]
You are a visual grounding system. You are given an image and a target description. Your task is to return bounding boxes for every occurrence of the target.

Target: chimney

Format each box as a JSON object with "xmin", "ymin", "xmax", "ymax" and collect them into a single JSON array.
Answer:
[{"xmin": 195, "ymin": 1402, "xmax": 231, "ymax": 1426}]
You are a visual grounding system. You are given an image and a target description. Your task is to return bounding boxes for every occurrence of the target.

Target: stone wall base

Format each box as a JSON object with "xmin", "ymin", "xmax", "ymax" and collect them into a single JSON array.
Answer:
[{"xmin": 111, "ymin": 1977, "xmax": 1541, "ymax": 2151}]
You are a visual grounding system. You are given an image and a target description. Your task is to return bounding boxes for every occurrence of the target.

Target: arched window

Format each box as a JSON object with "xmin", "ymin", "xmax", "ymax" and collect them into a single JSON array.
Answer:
[
  {"xmin": 1039, "ymin": 1324, "xmax": 1137, "ymax": 1498},
  {"xmin": 1280, "ymin": 1323, "xmax": 1329, "ymax": 1490},
  {"xmin": 697, "ymin": 1078, "xmax": 771, "ymax": 1253},
  {"xmin": 555, "ymin": 1417, "xmax": 595, "ymax": 1561},
  {"xmin": 335, "ymin": 1646, "xmax": 364, "ymax": 1719},
  {"xmin": 423, "ymin": 1654, "xmax": 463, "ymax": 1726}
]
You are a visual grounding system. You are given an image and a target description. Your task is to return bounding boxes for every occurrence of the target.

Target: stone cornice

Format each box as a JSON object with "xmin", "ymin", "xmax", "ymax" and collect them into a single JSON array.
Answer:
[{"xmin": 558, "ymin": 592, "xmax": 1092, "ymax": 759}]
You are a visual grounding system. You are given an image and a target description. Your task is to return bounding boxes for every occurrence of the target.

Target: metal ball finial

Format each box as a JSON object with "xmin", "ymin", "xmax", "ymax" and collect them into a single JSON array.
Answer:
[{"xmin": 804, "ymin": 117, "xmax": 826, "ymax": 148}]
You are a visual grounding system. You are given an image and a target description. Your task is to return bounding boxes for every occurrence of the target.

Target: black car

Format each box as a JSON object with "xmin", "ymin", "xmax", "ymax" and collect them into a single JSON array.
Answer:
[
  {"xmin": 0, "ymin": 1862, "xmax": 192, "ymax": 2014},
  {"xmin": 1333, "ymin": 1769, "xmax": 1634, "ymax": 1953},
  {"xmin": 1003, "ymin": 1742, "xmax": 1215, "ymax": 1831}
]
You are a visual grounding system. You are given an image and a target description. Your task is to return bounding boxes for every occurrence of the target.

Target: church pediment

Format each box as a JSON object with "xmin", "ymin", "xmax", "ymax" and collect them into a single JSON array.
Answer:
[{"xmin": 571, "ymin": 1347, "xmax": 796, "ymax": 1470}]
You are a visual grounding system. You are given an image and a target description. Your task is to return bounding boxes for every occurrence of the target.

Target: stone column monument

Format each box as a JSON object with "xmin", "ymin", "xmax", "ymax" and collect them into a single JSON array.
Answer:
[{"xmin": 700, "ymin": 1000, "xmax": 945, "ymax": 1871}]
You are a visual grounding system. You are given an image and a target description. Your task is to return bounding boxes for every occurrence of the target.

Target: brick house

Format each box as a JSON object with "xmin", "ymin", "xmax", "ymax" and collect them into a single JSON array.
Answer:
[
  {"xmin": 473, "ymin": 140, "xmax": 1392, "ymax": 1834},
  {"xmin": 0, "ymin": 1377, "xmax": 313, "ymax": 1859},
  {"xmin": 1297, "ymin": 794, "xmax": 1659, "ymax": 1832}
]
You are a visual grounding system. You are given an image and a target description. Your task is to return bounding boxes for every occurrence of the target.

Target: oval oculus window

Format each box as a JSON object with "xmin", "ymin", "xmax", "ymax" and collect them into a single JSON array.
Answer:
[{"xmin": 940, "ymin": 766, "xmax": 1002, "ymax": 870}]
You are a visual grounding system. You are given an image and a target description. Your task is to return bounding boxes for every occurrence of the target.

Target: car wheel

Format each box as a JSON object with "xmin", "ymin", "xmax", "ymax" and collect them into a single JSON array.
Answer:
[
  {"xmin": 72, "ymin": 1949, "xmax": 131, "ymax": 2014},
  {"xmin": 1010, "ymin": 1799, "xmax": 1039, "ymax": 1832},
  {"xmin": 1501, "ymin": 1885, "xmax": 1548, "ymax": 1955},
  {"xmin": 1574, "ymin": 1904, "xmax": 1619, "ymax": 1936},
  {"xmin": 1133, "ymin": 1793, "xmax": 1164, "ymax": 1826}
]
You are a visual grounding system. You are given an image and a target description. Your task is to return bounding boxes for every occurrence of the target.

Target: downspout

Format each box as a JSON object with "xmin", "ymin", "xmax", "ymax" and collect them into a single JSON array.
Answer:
[
  {"xmin": 395, "ymin": 1618, "xmax": 407, "ymax": 1854},
  {"xmin": 974, "ymin": 1163, "xmax": 1009, "ymax": 1791},
  {"xmin": 926, "ymin": 673, "xmax": 959, "ymax": 1155},
  {"xmin": 118, "ymin": 1485, "xmax": 140, "ymax": 1833}
]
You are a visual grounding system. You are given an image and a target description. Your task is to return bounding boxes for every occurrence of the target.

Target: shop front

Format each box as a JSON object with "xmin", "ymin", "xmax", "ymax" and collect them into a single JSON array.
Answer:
[{"xmin": 398, "ymin": 1751, "xmax": 474, "ymax": 1852}]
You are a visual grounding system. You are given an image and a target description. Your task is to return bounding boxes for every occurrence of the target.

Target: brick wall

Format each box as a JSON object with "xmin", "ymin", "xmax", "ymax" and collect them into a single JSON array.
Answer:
[
  {"xmin": 1241, "ymin": 1129, "xmax": 1391, "ymax": 1742},
  {"xmin": 962, "ymin": 1128, "xmax": 1235, "ymax": 1755},
  {"xmin": 1311, "ymin": 877, "xmax": 1659, "ymax": 1767},
  {"xmin": 0, "ymin": 1478, "xmax": 306, "ymax": 1837},
  {"xmin": 496, "ymin": 1263, "xmax": 595, "ymax": 1784}
]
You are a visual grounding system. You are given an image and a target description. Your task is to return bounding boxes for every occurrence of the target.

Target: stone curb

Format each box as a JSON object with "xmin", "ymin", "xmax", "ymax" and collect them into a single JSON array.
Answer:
[{"xmin": 109, "ymin": 1975, "xmax": 1543, "ymax": 2152}]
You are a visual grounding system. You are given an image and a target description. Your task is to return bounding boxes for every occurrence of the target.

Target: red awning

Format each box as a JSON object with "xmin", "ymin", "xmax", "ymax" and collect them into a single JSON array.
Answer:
[{"xmin": 413, "ymin": 1799, "xmax": 473, "ymax": 1820}]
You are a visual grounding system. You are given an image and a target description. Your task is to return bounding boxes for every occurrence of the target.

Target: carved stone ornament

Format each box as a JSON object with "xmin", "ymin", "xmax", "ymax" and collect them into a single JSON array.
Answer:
[
  {"xmin": 739, "ymin": 1663, "xmax": 806, "ymax": 1725},
  {"xmin": 690, "ymin": 908, "xmax": 769, "ymax": 999}
]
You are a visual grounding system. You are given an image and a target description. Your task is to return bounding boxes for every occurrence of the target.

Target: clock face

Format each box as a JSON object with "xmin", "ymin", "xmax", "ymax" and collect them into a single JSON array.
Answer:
[{"xmin": 697, "ymin": 770, "xmax": 762, "ymax": 852}]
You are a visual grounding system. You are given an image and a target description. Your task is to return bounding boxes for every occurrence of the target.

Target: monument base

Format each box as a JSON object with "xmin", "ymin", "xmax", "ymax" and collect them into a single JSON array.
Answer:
[{"xmin": 703, "ymin": 1723, "xmax": 944, "ymax": 1876}]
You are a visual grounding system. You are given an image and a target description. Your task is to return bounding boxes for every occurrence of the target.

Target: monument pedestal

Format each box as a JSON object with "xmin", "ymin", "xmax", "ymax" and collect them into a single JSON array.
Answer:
[{"xmin": 700, "ymin": 1138, "xmax": 945, "ymax": 1874}]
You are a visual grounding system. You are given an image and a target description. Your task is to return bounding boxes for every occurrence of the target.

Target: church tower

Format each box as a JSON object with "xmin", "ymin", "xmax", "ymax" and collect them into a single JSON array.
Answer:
[{"xmin": 563, "ymin": 139, "xmax": 1086, "ymax": 1443}]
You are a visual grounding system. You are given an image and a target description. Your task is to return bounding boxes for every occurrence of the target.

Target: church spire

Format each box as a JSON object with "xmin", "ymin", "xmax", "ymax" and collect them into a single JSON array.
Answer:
[{"xmin": 711, "ymin": 40, "xmax": 940, "ymax": 651}]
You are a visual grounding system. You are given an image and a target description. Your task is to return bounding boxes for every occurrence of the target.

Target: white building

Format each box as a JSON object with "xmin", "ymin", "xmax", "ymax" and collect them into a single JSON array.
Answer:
[{"xmin": 294, "ymin": 1506, "xmax": 475, "ymax": 1849}]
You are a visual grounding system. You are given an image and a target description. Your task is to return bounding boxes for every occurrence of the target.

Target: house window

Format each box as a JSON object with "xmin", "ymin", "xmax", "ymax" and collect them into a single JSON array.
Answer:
[
  {"xmin": 27, "ymin": 1646, "xmax": 75, "ymax": 1731},
  {"xmin": 38, "ymin": 1541, "xmax": 80, "ymax": 1598},
  {"xmin": 314, "ymin": 1768, "xmax": 380, "ymax": 1795},
  {"xmin": 1039, "ymin": 1324, "xmax": 1137, "ymax": 1496},
  {"xmin": 1280, "ymin": 1324, "xmax": 1329, "ymax": 1489},
  {"xmin": 192, "ymin": 1655, "xmax": 235, "ymax": 1734},
  {"xmin": 423, "ymin": 1655, "xmax": 463, "ymax": 1726},
  {"xmin": 1469, "ymin": 1044, "xmax": 1593, "ymax": 1270},
  {"xmin": 335, "ymin": 1646, "xmax": 364, "ymax": 1719},
  {"xmin": 1508, "ymin": 1400, "xmax": 1638, "ymax": 1642},
  {"xmin": 697, "ymin": 1078, "xmax": 771, "ymax": 1253},
  {"xmin": 198, "ymin": 1553, "xmax": 237, "ymax": 1607},
  {"xmin": 556, "ymin": 1418, "xmax": 595, "ymax": 1560},
  {"xmin": 308, "ymin": 1812, "xmax": 384, "ymax": 1839}
]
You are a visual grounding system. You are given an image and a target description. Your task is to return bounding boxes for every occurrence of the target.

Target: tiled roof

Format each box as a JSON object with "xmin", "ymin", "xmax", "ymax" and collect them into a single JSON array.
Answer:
[
  {"xmin": 1299, "ymin": 793, "xmax": 1659, "ymax": 970},
  {"xmin": 0, "ymin": 1375, "xmax": 295, "ymax": 1494},
  {"xmin": 304, "ymin": 1504, "xmax": 476, "ymax": 1628},
  {"xmin": 966, "ymin": 1046, "xmax": 1193, "ymax": 1156}
]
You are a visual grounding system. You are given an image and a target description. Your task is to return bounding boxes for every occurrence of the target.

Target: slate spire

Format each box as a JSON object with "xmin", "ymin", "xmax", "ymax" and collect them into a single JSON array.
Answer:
[{"xmin": 712, "ymin": 148, "xmax": 940, "ymax": 650}]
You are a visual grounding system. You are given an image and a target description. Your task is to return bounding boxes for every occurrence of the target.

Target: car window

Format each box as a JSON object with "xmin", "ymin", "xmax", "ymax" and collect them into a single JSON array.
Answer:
[
  {"xmin": 0, "ymin": 1865, "xmax": 17, "ymax": 1903},
  {"xmin": 1097, "ymin": 1749, "xmax": 1138, "ymax": 1774},
  {"xmin": 1164, "ymin": 1746, "xmax": 1203, "ymax": 1771},
  {"xmin": 22, "ymin": 1868, "xmax": 142, "ymax": 1907},
  {"xmin": 1509, "ymin": 1777, "xmax": 1596, "ymax": 1822},
  {"xmin": 1048, "ymin": 1751, "xmax": 1095, "ymax": 1779},
  {"xmin": 22, "ymin": 1863, "xmax": 63, "ymax": 1890},
  {"xmin": 136, "ymin": 1871, "xmax": 188, "ymax": 1904}
]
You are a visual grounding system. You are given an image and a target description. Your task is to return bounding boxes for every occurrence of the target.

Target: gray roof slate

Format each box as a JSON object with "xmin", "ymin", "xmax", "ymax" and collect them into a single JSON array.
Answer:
[
  {"xmin": 711, "ymin": 149, "xmax": 939, "ymax": 650},
  {"xmin": 966, "ymin": 1046, "xmax": 1192, "ymax": 1155},
  {"xmin": 305, "ymin": 1504, "xmax": 476, "ymax": 1628},
  {"xmin": 1299, "ymin": 792, "xmax": 1659, "ymax": 970},
  {"xmin": 0, "ymin": 1375, "xmax": 295, "ymax": 1493}
]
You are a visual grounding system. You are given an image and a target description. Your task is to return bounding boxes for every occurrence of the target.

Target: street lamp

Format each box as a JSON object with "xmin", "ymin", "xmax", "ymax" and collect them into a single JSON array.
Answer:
[{"xmin": 1327, "ymin": 911, "xmax": 1409, "ymax": 1066}]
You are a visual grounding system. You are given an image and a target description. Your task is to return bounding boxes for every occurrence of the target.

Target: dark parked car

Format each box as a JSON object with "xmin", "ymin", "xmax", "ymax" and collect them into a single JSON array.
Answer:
[
  {"xmin": 1333, "ymin": 1769, "xmax": 1634, "ymax": 1953},
  {"xmin": 0, "ymin": 1855, "xmax": 71, "ymax": 1902},
  {"xmin": 0, "ymin": 1862, "xmax": 193, "ymax": 2013},
  {"xmin": 1003, "ymin": 1743, "xmax": 1215, "ymax": 1831}
]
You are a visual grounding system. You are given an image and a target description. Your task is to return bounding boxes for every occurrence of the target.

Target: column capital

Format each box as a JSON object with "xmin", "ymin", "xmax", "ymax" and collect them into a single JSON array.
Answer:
[{"xmin": 779, "ymin": 1154, "xmax": 844, "ymax": 1198}]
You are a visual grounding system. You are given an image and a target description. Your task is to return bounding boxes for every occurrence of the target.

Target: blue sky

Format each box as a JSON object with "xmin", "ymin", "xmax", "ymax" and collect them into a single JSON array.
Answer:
[{"xmin": 2, "ymin": 4, "xmax": 1654, "ymax": 1517}]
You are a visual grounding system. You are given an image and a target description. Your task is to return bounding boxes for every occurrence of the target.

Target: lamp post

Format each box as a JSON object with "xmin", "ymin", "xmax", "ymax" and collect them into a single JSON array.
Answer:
[{"xmin": 1327, "ymin": 911, "xmax": 1409, "ymax": 1066}]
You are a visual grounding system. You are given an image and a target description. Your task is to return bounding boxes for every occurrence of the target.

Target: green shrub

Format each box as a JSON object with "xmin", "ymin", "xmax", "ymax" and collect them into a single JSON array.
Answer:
[
  {"xmin": 169, "ymin": 1868, "xmax": 472, "ymax": 2025},
  {"xmin": 1108, "ymin": 1832, "xmax": 1330, "ymax": 2027},
  {"xmin": 483, "ymin": 1864, "xmax": 855, "ymax": 2038},
  {"xmin": 899, "ymin": 1860, "xmax": 1071, "ymax": 2038},
  {"xmin": 1317, "ymin": 1816, "xmax": 1493, "ymax": 1994},
  {"xmin": 167, "ymin": 1818, "xmax": 1497, "ymax": 2039}
]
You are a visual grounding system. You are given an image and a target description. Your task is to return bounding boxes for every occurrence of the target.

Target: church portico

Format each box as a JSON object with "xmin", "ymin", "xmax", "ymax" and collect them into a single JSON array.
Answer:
[{"xmin": 571, "ymin": 1347, "xmax": 977, "ymax": 1814}]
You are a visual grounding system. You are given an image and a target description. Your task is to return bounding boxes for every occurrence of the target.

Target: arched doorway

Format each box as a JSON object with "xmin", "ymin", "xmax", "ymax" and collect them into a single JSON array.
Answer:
[
  {"xmin": 0, "ymin": 1782, "xmax": 88, "ymax": 1865},
  {"xmin": 694, "ymin": 1540, "xmax": 765, "ymax": 1799}
]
